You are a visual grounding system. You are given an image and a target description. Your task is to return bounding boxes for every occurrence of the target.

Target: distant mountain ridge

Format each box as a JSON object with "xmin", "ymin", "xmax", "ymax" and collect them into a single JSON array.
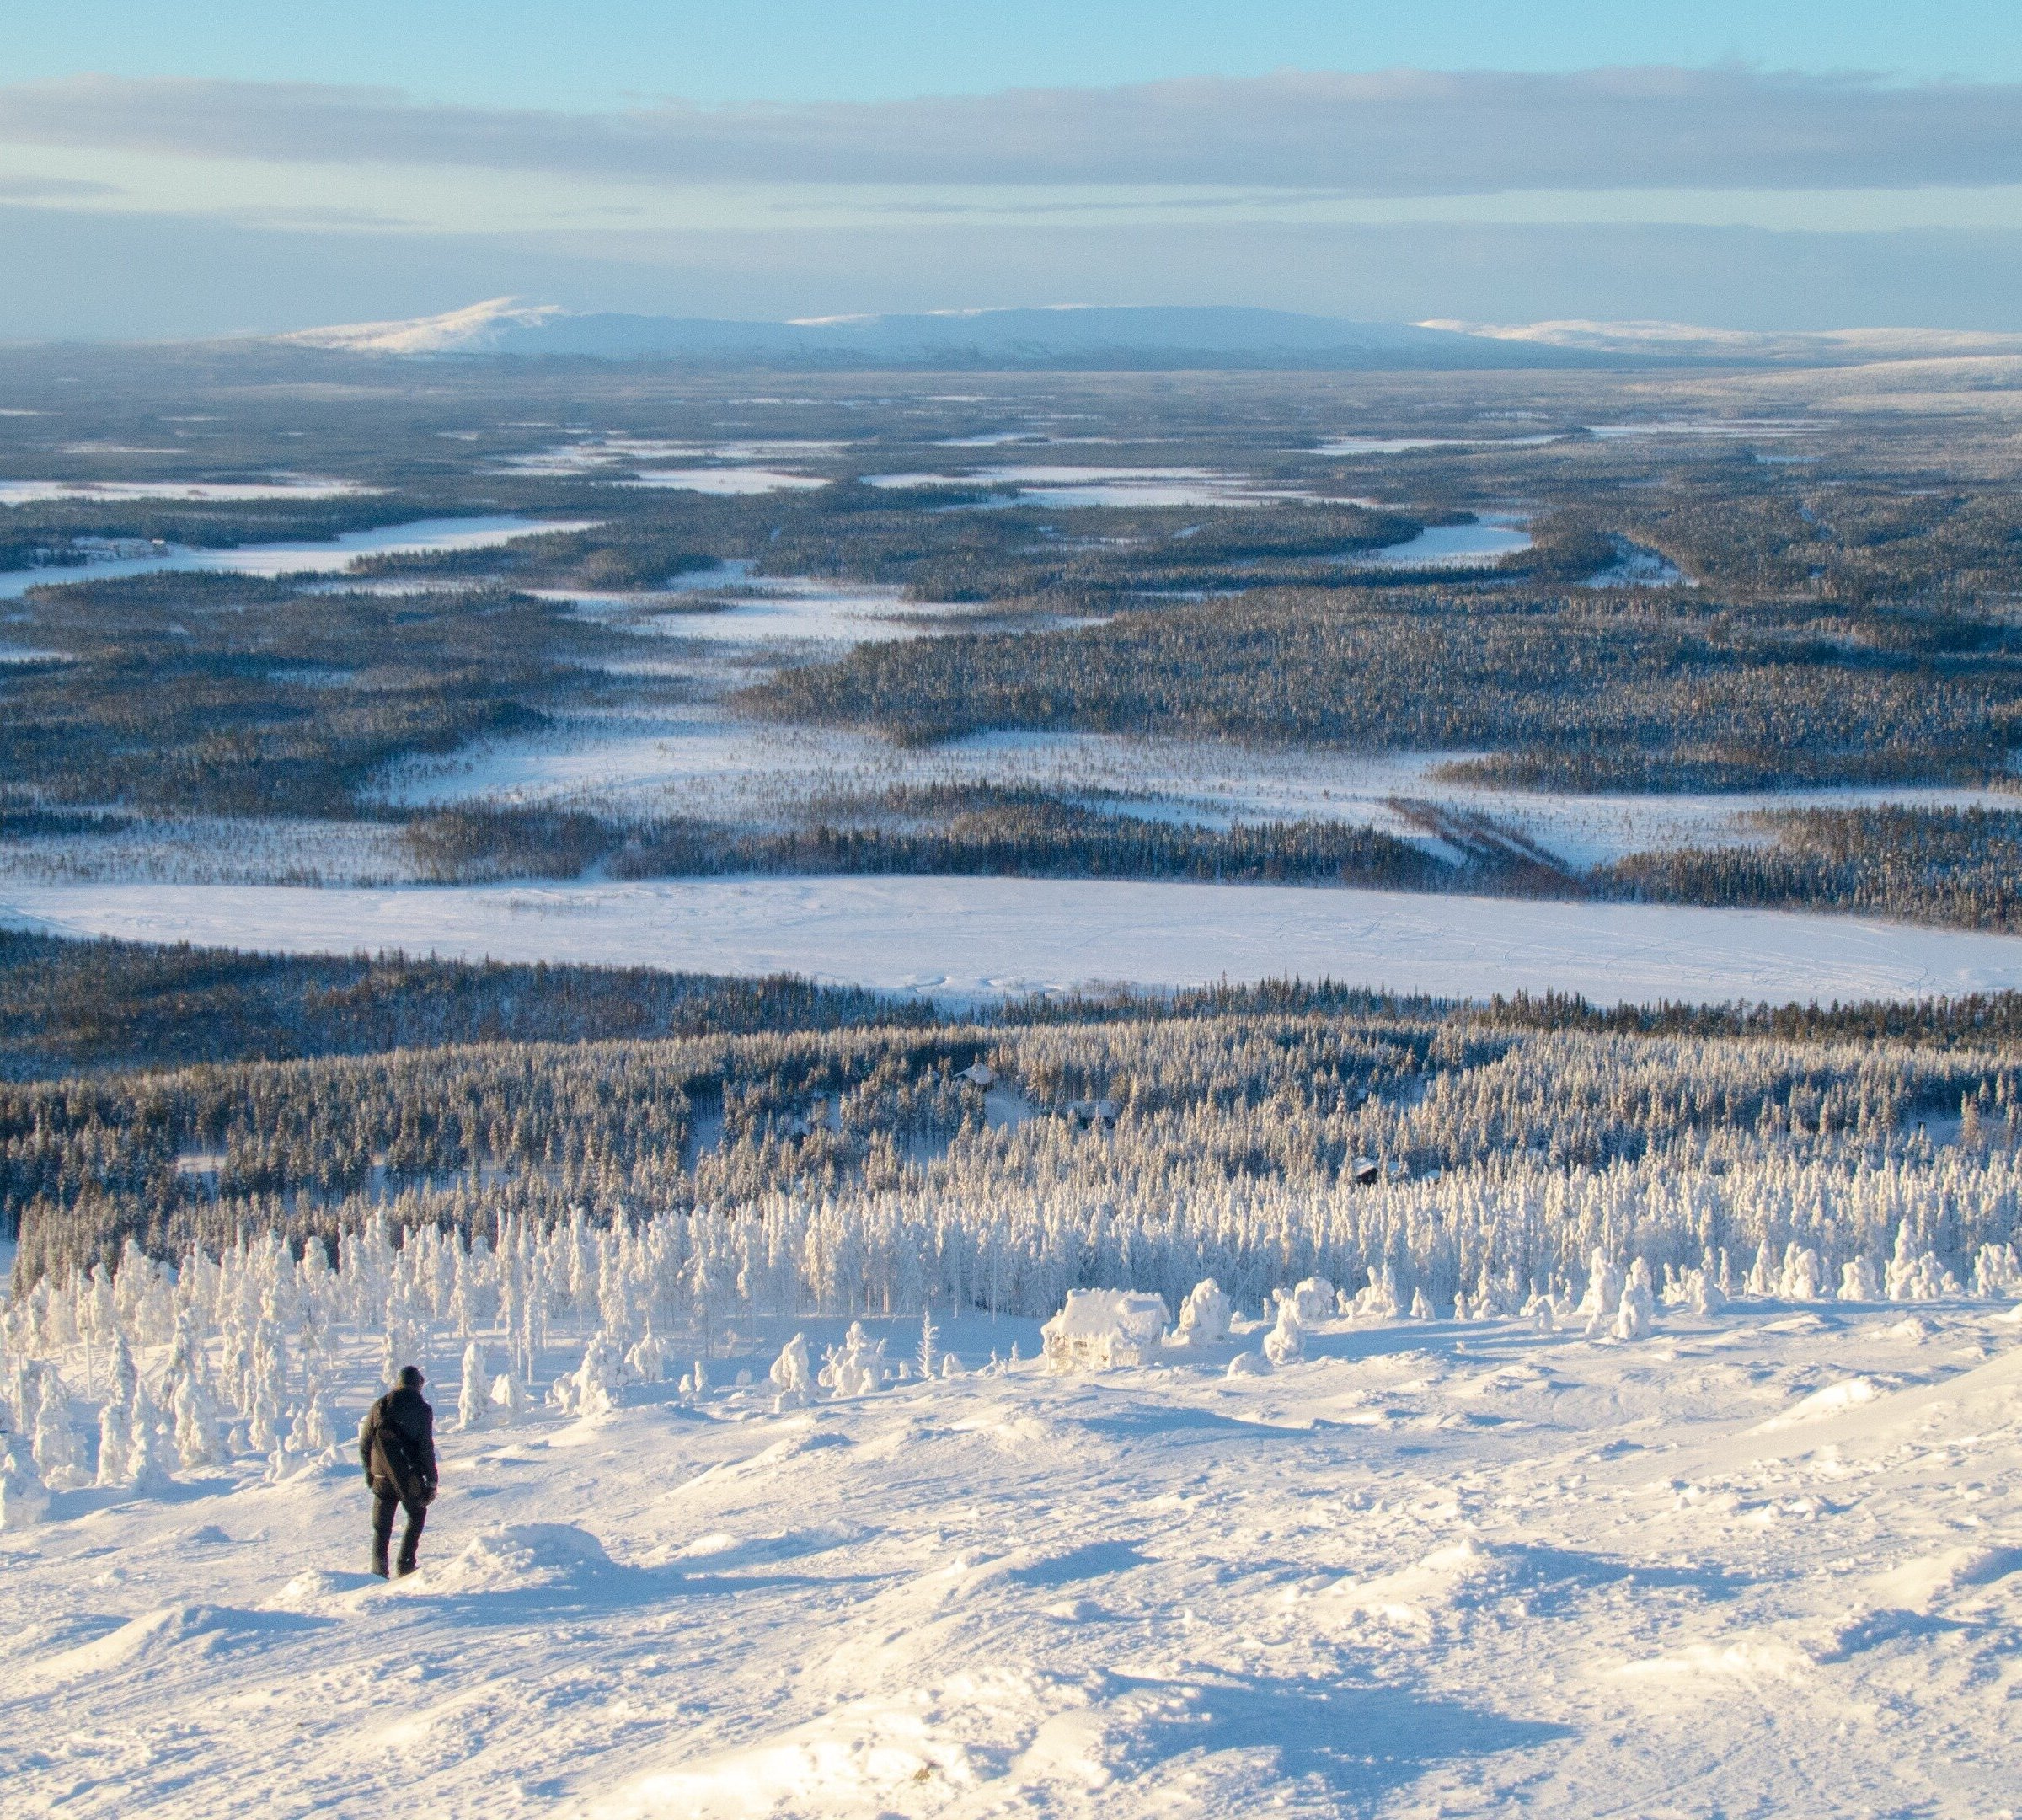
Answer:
[{"xmin": 269, "ymin": 299, "xmax": 1621, "ymax": 369}]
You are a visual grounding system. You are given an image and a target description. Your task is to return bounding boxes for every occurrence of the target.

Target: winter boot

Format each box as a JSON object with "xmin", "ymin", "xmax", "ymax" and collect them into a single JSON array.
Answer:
[{"xmin": 370, "ymin": 1542, "xmax": 390, "ymax": 1579}]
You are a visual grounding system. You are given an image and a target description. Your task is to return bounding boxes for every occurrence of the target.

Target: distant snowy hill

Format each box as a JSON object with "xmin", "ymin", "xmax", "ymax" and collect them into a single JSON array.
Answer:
[
  {"xmin": 270, "ymin": 298, "xmax": 1616, "ymax": 369},
  {"xmin": 1421, "ymin": 318, "xmax": 2022, "ymax": 363}
]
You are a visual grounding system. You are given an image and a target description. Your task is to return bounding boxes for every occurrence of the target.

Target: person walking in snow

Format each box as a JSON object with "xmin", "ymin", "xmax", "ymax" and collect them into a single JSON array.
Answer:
[{"xmin": 361, "ymin": 1365, "xmax": 438, "ymax": 1577}]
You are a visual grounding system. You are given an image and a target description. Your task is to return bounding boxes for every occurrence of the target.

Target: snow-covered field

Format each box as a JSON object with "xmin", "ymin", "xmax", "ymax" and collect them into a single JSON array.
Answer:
[
  {"xmin": 4, "ymin": 1290, "xmax": 2018, "ymax": 1818},
  {"xmin": 382, "ymin": 706, "xmax": 2014, "ymax": 870},
  {"xmin": 0, "ymin": 517, "xmax": 596, "ymax": 599},
  {"xmin": 0, "ymin": 479, "xmax": 376, "ymax": 505},
  {"xmin": 864, "ymin": 467, "xmax": 1368, "ymax": 509},
  {"xmin": 8, "ymin": 875, "xmax": 2022, "ymax": 1003}
]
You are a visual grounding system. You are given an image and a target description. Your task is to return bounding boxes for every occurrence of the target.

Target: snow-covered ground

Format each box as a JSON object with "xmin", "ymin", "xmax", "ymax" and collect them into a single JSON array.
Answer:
[
  {"xmin": 8, "ymin": 875, "xmax": 2022, "ymax": 1004},
  {"xmin": 1316, "ymin": 433, "xmax": 1563, "ymax": 455},
  {"xmin": 626, "ymin": 469, "xmax": 832, "ymax": 495},
  {"xmin": 377, "ymin": 715, "xmax": 2014, "ymax": 870},
  {"xmin": 4, "ymin": 1297, "xmax": 2018, "ymax": 1818},
  {"xmin": 863, "ymin": 468, "xmax": 1366, "ymax": 509},
  {"xmin": 0, "ymin": 517, "xmax": 596, "ymax": 599},
  {"xmin": 498, "ymin": 437, "xmax": 848, "ymax": 477},
  {"xmin": 538, "ymin": 565, "xmax": 990, "ymax": 650},
  {"xmin": 0, "ymin": 479, "xmax": 376, "ymax": 505}
]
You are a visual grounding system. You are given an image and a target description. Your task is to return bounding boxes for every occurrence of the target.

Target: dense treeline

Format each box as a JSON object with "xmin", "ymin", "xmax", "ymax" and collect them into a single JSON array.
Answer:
[
  {"xmin": 9, "ymin": 1001, "xmax": 2018, "ymax": 1288},
  {"xmin": 1602, "ymin": 805, "xmax": 2022, "ymax": 931},
  {"xmin": 17, "ymin": 927, "xmax": 2022, "ymax": 1085},
  {"xmin": 397, "ymin": 789, "xmax": 1468, "ymax": 891},
  {"xmin": 743, "ymin": 586, "xmax": 2022, "ymax": 790},
  {"xmin": 0, "ymin": 576, "xmax": 620, "ymax": 814},
  {"xmin": 0, "ymin": 931, "xmax": 925, "ymax": 1079}
]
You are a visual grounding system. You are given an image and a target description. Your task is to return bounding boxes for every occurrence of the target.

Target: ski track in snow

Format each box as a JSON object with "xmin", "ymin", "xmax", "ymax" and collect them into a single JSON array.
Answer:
[
  {"xmin": 7, "ymin": 875, "xmax": 2022, "ymax": 1004},
  {"xmin": 3, "ymin": 1303, "xmax": 2019, "ymax": 1817}
]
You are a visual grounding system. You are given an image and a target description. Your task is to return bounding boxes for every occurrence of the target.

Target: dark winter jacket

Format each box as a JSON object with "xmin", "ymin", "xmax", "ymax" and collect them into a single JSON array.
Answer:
[{"xmin": 361, "ymin": 1386, "xmax": 438, "ymax": 1505}]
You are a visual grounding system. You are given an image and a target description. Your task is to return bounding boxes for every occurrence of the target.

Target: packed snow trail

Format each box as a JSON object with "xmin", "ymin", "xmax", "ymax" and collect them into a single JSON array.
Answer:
[
  {"xmin": 3, "ymin": 1302, "xmax": 2019, "ymax": 1817},
  {"xmin": 13, "ymin": 875, "xmax": 2022, "ymax": 1003}
]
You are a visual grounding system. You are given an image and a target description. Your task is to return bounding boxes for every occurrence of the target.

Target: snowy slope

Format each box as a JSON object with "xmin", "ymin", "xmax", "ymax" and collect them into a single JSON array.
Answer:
[
  {"xmin": 8, "ymin": 875, "xmax": 2022, "ymax": 1004},
  {"xmin": 1420, "ymin": 318, "xmax": 2022, "ymax": 365},
  {"xmin": 270, "ymin": 301, "xmax": 1608, "ymax": 369},
  {"xmin": 3, "ymin": 1299, "xmax": 2018, "ymax": 1817}
]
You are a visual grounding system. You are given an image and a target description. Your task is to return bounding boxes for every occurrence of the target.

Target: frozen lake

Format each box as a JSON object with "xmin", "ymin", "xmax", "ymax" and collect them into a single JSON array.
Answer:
[
  {"xmin": 8, "ymin": 875, "xmax": 2020, "ymax": 1005},
  {"xmin": 1352, "ymin": 514, "xmax": 1533, "ymax": 570},
  {"xmin": 0, "ymin": 516, "xmax": 596, "ymax": 598}
]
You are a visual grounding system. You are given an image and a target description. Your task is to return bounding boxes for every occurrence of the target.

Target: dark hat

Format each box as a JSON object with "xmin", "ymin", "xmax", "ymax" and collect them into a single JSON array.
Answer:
[{"xmin": 398, "ymin": 1364, "xmax": 424, "ymax": 1389}]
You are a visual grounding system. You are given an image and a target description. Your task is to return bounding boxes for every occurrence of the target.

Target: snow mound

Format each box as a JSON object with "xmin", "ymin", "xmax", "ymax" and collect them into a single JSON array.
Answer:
[
  {"xmin": 1868, "ymin": 1545, "xmax": 2022, "ymax": 1614},
  {"xmin": 430, "ymin": 1523, "xmax": 618, "ymax": 1592},
  {"xmin": 267, "ymin": 1569, "xmax": 382, "ymax": 1612},
  {"xmin": 596, "ymin": 1692, "xmax": 991, "ymax": 1818},
  {"xmin": 1616, "ymin": 1639, "xmax": 1813, "ymax": 1680},
  {"xmin": 31, "ymin": 1603, "xmax": 302, "ymax": 1684},
  {"xmin": 1327, "ymin": 1539, "xmax": 1499, "ymax": 1630},
  {"xmin": 1750, "ymin": 1377, "xmax": 1883, "ymax": 1433},
  {"xmin": 1041, "ymin": 1289, "xmax": 1169, "ymax": 1372}
]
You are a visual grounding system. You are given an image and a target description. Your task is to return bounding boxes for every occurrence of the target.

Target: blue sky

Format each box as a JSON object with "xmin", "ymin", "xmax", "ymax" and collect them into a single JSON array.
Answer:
[
  {"xmin": 4, "ymin": 3, "xmax": 2022, "ymax": 339},
  {"xmin": 13, "ymin": 3, "xmax": 2022, "ymax": 104}
]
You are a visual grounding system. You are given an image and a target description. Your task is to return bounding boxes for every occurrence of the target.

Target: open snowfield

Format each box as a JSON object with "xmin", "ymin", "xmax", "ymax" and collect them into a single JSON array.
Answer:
[
  {"xmin": 382, "ymin": 702, "xmax": 2015, "ymax": 870},
  {"xmin": 4, "ymin": 1298, "xmax": 2019, "ymax": 1818},
  {"xmin": 8, "ymin": 875, "xmax": 2022, "ymax": 1003},
  {"xmin": 0, "ymin": 479, "xmax": 376, "ymax": 506},
  {"xmin": 0, "ymin": 517, "xmax": 597, "ymax": 600}
]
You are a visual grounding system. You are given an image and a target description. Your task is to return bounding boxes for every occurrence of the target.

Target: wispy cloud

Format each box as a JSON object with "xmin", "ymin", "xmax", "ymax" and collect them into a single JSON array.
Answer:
[
  {"xmin": 0, "ymin": 172, "xmax": 121, "ymax": 201},
  {"xmin": 4, "ymin": 68, "xmax": 2022, "ymax": 195}
]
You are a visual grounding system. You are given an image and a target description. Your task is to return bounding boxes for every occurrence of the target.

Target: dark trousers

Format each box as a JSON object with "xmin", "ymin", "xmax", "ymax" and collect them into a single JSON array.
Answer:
[{"xmin": 372, "ymin": 1491, "xmax": 428, "ymax": 1575}]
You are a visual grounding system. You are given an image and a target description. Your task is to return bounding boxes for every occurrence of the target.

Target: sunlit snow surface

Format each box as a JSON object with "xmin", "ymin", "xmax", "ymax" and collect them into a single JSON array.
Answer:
[
  {"xmin": 8, "ymin": 876, "xmax": 2022, "ymax": 1003},
  {"xmin": 2, "ymin": 1301, "xmax": 2018, "ymax": 1817}
]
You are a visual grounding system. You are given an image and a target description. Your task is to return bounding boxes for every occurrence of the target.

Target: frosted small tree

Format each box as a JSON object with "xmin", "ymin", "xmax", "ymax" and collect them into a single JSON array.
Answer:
[
  {"xmin": 94, "ymin": 1398, "xmax": 132, "ymax": 1489},
  {"xmin": 1578, "ymin": 1250, "xmax": 1624, "ymax": 1338},
  {"xmin": 819, "ymin": 1324, "xmax": 885, "ymax": 1399},
  {"xmin": 1777, "ymin": 1245, "xmax": 1824, "ymax": 1303},
  {"xmin": 1351, "ymin": 1265, "xmax": 1401, "ymax": 1322},
  {"xmin": 552, "ymin": 1333, "xmax": 622, "ymax": 1418},
  {"xmin": 916, "ymin": 1309, "xmax": 939, "ymax": 1382},
  {"xmin": 32, "ymin": 1371, "xmax": 81, "ymax": 1489},
  {"xmin": 1613, "ymin": 1259, "xmax": 1656, "ymax": 1341},
  {"xmin": 107, "ymin": 1334, "xmax": 140, "ymax": 1413},
  {"xmin": 1289, "ymin": 1278, "xmax": 1335, "ymax": 1325},
  {"xmin": 291, "ymin": 1385, "xmax": 338, "ymax": 1456},
  {"xmin": 770, "ymin": 1333, "xmax": 814, "ymax": 1411},
  {"xmin": 1839, "ymin": 1255, "xmax": 1881, "ymax": 1302},
  {"xmin": 1263, "ymin": 1294, "xmax": 1306, "ymax": 1368},
  {"xmin": 0, "ymin": 1427, "xmax": 49, "ymax": 1530},
  {"xmin": 127, "ymin": 1392, "xmax": 174, "ymax": 1493},
  {"xmin": 490, "ymin": 1368, "xmax": 527, "ymax": 1427},
  {"xmin": 172, "ymin": 1371, "xmax": 223, "ymax": 1469},
  {"xmin": 1971, "ymin": 1244, "xmax": 2022, "ymax": 1299},
  {"xmin": 624, "ymin": 1324, "xmax": 666, "ymax": 1386},
  {"xmin": 1177, "ymin": 1279, "xmax": 1233, "ymax": 1346},
  {"xmin": 457, "ymin": 1341, "xmax": 490, "ymax": 1433}
]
